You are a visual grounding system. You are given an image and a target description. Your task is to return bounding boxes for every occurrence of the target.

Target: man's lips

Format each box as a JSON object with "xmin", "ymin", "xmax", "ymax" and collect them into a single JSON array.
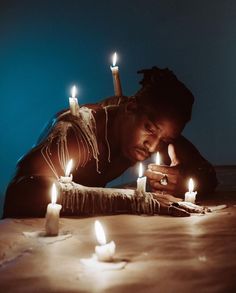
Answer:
[{"xmin": 135, "ymin": 148, "xmax": 149, "ymax": 160}]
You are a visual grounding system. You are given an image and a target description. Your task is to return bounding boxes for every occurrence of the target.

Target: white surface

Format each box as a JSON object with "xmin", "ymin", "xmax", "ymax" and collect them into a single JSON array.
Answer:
[{"xmin": 0, "ymin": 203, "xmax": 236, "ymax": 292}]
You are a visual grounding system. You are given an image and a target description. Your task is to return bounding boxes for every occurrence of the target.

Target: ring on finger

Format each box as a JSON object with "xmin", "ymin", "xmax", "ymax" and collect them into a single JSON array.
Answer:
[{"xmin": 160, "ymin": 174, "xmax": 168, "ymax": 186}]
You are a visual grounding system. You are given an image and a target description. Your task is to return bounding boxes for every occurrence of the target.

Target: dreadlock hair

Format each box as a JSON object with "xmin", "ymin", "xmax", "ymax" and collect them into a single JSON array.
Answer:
[{"xmin": 134, "ymin": 66, "xmax": 194, "ymax": 125}]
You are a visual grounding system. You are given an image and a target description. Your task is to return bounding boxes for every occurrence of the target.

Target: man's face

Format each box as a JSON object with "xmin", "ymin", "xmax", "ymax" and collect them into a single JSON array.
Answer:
[{"xmin": 120, "ymin": 113, "xmax": 184, "ymax": 163}]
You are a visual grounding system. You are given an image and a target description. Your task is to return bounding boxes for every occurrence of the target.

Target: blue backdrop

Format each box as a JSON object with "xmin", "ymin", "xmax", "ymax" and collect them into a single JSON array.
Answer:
[{"xmin": 1, "ymin": 0, "xmax": 236, "ymax": 216}]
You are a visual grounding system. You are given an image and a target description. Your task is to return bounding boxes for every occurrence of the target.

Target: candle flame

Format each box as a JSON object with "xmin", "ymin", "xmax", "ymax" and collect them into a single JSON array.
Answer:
[
  {"xmin": 112, "ymin": 52, "xmax": 117, "ymax": 67},
  {"xmin": 138, "ymin": 162, "xmax": 143, "ymax": 178},
  {"xmin": 155, "ymin": 152, "xmax": 160, "ymax": 165},
  {"xmin": 188, "ymin": 178, "xmax": 194, "ymax": 192},
  {"xmin": 71, "ymin": 85, "xmax": 77, "ymax": 98},
  {"xmin": 95, "ymin": 220, "xmax": 107, "ymax": 245},
  {"xmin": 51, "ymin": 183, "xmax": 57, "ymax": 204},
  {"xmin": 65, "ymin": 159, "xmax": 73, "ymax": 177}
]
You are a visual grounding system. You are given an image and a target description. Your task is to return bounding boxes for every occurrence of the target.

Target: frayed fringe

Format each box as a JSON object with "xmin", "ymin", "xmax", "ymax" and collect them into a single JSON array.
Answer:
[{"xmin": 59, "ymin": 182, "xmax": 160, "ymax": 216}]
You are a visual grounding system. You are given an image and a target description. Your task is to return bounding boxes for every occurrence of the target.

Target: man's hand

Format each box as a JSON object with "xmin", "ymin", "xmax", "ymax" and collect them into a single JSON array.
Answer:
[
  {"xmin": 151, "ymin": 192, "xmax": 210, "ymax": 216},
  {"xmin": 150, "ymin": 191, "xmax": 189, "ymax": 216},
  {"xmin": 145, "ymin": 144, "xmax": 185, "ymax": 196}
]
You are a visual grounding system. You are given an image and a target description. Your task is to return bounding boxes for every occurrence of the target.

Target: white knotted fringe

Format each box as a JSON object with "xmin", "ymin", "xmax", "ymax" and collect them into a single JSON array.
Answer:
[
  {"xmin": 59, "ymin": 182, "xmax": 161, "ymax": 216},
  {"xmin": 40, "ymin": 107, "xmax": 101, "ymax": 178}
]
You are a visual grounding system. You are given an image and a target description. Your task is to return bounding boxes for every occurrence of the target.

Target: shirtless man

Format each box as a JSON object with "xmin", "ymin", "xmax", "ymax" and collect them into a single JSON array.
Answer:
[{"xmin": 3, "ymin": 67, "xmax": 217, "ymax": 217}]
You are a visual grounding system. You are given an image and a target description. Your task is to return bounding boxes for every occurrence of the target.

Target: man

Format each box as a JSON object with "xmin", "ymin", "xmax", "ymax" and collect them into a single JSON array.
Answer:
[{"xmin": 3, "ymin": 67, "xmax": 217, "ymax": 217}]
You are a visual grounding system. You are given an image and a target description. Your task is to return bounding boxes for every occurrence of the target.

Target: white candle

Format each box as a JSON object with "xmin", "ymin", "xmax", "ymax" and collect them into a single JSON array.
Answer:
[
  {"xmin": 94, "ymin": 220, "xmax": 116, "ymax": 262},
  {"xmin": 184, "ymin": 178, "xmax": 197, "ymax": 203},
  {"xmin": 60, "ymin": 159, "xmax": 73, "ymax": 183},
  {"xmin": 137, "ymin": 162, "xmax": 147, "ymax": 192},
  {"xmin": 110, "ymin": 52, "xmax": 123, "ymax": 97},
  {"xmin": 69, "ymin": 85, "xmax": 80, "ymax": 116},
  {"xmin": 45, "ymin": 183, "xmax": 62, "ymax": 236},
  {"xmin": 156, "ymin": 151, "xmax": 161, "ymax": 165},
  {"xmin": 155, "ymin": 151, "xmax": 168, "ymax": 185}
]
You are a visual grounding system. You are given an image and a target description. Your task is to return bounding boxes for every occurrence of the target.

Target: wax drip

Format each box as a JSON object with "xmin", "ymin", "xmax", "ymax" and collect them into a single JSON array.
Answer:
[
  {"xmin": 104, "ymin": 106, "xmax": 111, "ymax": 163},
  {"xmin": 40, "ymin": 107, "xmax": 101, "ymax": 178}
]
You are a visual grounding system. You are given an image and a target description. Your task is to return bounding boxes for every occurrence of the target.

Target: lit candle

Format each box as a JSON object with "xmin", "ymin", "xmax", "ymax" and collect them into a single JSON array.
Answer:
[
  {"xmin": 110, "ymin": 52, "xmax": 123, "ymax": 97},
  {"xmin": 137, "ymin": 162, "xmax": 147, "ymax": 192},
  {"xmin": 184, "ymin": 178, "xmax": 197, "ymax": 203},
  {"xmin": 156, "ymin": 151, "xmax": 161, "ymax": 165},
  {"xmin": 45, "ymin": 183, "xmax": 62, "ymax": 236},
  {"xmin": 69, "ymin": 85, "xmax": 80, "ymax": 116},
  {"xmin": 155, "ymin": 151, "xmax": 168, "ymax": 185},
  {"xmin": 94, "ymin": 220, "xmax": 116, "ymax": 262},
  {"xmin": 60, "ymin": 159, "xmax": 73, "ymax": 183}
]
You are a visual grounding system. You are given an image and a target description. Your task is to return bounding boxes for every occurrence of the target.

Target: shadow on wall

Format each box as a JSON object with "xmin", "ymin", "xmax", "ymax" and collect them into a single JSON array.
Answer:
[{"xmin": 215, "ymin": 166, "xmax": 236, "ymax": 191}]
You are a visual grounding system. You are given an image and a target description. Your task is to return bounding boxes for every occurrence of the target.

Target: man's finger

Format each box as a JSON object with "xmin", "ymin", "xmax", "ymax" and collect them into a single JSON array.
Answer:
[
  {"xmin": 153, "ymin": 192, "xmax": 183, "ymax": 203},
  {"xmin": 168, "ymin": 206, "xmax": 190, "ymax": 217},
  {"xmin": 159, "ymin": 205, "xmax": 190, "ymax": 217},
  {"xmin": 147, "ymin": 164, "xmax": 179, "ymax": 175},
  {"xmin": 145, "ymin": 169, "xmax": 178, "ymax": 184},
  {"xmin": 173, "ymin": 202, "xmax": 207, "ymax": 214},
  {"xmin": 168, "ymin": 144, "xmax": 180, "ymax": 167}
]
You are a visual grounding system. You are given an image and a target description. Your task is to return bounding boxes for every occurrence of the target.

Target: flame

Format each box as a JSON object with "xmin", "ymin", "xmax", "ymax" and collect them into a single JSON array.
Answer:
[
  {"xmin": 65, "ymin": 159, "xmax": 73, "ymax": 177},
  {"xmin": 51, "ymin": 183, "xmax": 57, "ymax": 204},
  {"xmin": 71, "ymin": 85, "xmax": 77, "ymax": 98},
  {"xmin": 155, "ymin": 152, "xmax": 160, "ymax": 165},
  {"xmin": 188, "ymin": 178, "xmax": 194, "ymax": 192},
  {"xmin": 138, "ymin": 162, "xmax": 143, "ymax": 178},
  {"xmin": 95, "ymin": 220, "xmax": 106, "ymax": 245},
  {"xmin": 112, "ymin": 52, "xmax": 117, "ymax": 67}
]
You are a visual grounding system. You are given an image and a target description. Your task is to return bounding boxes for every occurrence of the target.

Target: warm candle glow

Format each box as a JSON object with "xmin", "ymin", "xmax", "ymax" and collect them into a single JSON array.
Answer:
[
  {"xmin": 71, "ymin": 85, "xmax": 77, "ymax": 98},
  {"xmin": 188, "ymin": 178, "xmax": 194, "ymax": 192},
  {"xmin": 112, "ymin": 52, "xmax": 117, "ymax": 67},
  {"xmin": 95, "ymin": 220, "xmax": 107, "ymax": 245},
  {"xmin": 65, "ymin": 159, "xmax": 73, "ymax": 177},
  {"xmin": 156, "ymin": 152, "xmax": 160, "ymax": 165},
  {"xmin": 138, "ymin": 162, "xmax": 143, "ymax": 178},
  {"xmin": 51, "ymin": 183, "xmax": 57, "ymax": 205}
]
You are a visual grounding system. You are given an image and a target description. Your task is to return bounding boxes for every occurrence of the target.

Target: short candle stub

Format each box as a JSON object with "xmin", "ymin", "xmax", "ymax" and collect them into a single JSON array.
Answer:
[
  {"xmin": 94, "ymin": 220, "xmax": 116, "ymax": 262},
  {"xmin": 45, "ymin": 183, "xmax": 62, "ymax": 236},
  {"xmin": 95, "ymin": 241, "xmax": 116, "ymax": 262},
  {"xmin": 184, "ymin": 178, "xmax": 197, "ymax": 203},
  {"xmin": 156, "ymin": 151, "xmax": 161, "ymax": 165},
  {"xmin": 59, "ymin": 174, "xmax": 73, "ymax": 183},
  {"xmin": 137, "ymin": 163, "xmax": 147, "ymax": 192},
  {"xmin": 60, "ymin": 159, "xmax": 73, "ymax": 183}
]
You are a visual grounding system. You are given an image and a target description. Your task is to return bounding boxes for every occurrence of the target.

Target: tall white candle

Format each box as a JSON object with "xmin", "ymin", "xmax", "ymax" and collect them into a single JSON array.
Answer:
[
  {"xmin": 137, "ymin": 162, "xmax": 147, "ymax": 192},
  {"xmin": 94, "ymin": 220, "xmax": 116, "ymax": 262},
  {"xmin": 184, "ymin": 178, "xmax": 197, "ymax": 203},
  {"xmin": 110, "ymin": 52, "xmax": 123, "ymax": 97},
  {"xmin": 60, "ymin": 159, "xmax": 73, "ymax": 183},
  {"xmin": 69, "ymin": 85, "xmax": 80, "ymax": 116},
  {"xmin": 45, "ymin": 183, "xmax": 62, "ymax": 236}
]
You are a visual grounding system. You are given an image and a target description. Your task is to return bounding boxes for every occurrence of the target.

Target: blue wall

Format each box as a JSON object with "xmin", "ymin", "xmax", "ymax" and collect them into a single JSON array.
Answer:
[{"xmin": 1, "ymin": 0, "xmax": 236, "ymax": 215}]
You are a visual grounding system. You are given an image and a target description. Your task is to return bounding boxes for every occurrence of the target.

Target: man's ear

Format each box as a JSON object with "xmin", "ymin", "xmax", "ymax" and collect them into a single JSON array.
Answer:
[{"xmin": 125, "ymin": 96, "xmax": 138, "ymax": 113}]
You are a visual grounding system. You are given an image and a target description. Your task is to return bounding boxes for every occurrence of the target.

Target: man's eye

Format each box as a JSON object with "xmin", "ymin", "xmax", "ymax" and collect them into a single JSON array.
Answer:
[{"xmin": 145, "ymin": 124, "xmax": 154, "ymax": 133}]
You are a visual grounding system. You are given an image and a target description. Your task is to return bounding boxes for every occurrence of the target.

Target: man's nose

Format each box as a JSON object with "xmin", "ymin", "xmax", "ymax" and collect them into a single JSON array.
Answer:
[{"xmin": 144, "ymin": 137, "xmax": 160, "ymax": 153}]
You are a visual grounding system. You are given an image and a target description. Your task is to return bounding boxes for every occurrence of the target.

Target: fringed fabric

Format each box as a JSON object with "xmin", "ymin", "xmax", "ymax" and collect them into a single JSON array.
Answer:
[{"xmin": 59, "ymin": 182, "xmax": 161, "ymax": 216}]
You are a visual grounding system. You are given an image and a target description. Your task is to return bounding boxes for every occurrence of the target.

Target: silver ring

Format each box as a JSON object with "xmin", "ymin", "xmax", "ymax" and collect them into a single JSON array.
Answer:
[{"xmin": 160, "ymin": 174, "xmax": 168, "ymax": 186}]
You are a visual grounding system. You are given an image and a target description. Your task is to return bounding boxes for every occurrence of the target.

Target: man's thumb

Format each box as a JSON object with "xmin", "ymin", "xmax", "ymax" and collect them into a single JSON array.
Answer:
[{"xmin": 168, "ymin": 144, "xmax": 180, "ymax": 166}]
